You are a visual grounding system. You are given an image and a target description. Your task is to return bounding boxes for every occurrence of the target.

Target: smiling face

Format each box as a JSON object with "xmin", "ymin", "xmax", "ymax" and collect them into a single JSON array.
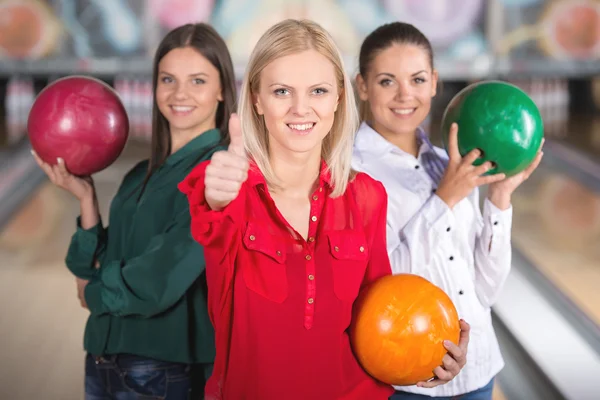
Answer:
[
  {"xmin": 253, "ymin": 49, "xmax": 340, "ymax": 159},
  {"xmin": 155, "ymin": 46, "xmax": 223, "ymax": 137},
  {"xmin": 357, "ymin": 43, "xmax": 437, "ymax": 138}
]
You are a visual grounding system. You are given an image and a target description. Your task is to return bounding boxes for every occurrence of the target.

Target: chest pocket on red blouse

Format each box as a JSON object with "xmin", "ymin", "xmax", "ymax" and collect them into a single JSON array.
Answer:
[
  {"xmin": 241, "ymin": 222, "xmax": 288, "ymax": 303},
  {"xmin": 326, "ymin": 230, "xmax": 369, "ymax": 302}
]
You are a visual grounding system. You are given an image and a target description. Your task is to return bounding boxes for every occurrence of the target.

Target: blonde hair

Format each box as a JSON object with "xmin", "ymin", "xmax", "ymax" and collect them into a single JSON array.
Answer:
[{"xmin": 238, "ymin": 19, "xmax": 358, "ymax": 197}]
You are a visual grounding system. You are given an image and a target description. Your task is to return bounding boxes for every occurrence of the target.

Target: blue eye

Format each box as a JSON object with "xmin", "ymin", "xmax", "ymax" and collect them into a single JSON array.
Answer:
[
  {"xmin": 274, "ymin": 88, "xmax": 289, "ymax": 96},
  {"xmin": 313, "ymin": 88, "xmax": 328, "ymax": 95}
]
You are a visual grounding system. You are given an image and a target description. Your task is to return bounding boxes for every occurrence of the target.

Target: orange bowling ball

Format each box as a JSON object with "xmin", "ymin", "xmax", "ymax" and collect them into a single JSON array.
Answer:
[{"xmin": 350, "ymin": 274, "xmax": 460, "ymax": 386}]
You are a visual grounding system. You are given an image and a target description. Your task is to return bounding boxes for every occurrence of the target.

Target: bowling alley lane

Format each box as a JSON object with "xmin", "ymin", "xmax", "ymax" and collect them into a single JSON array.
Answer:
[
  {"xmin": 0, "ymin": 133, "xmax": 149, "ymax": 399},
  {"xmin": 510, "ymin": 115, "xmax": 600, "ymax": 328},
  {"xmin": 490, "ymin": 114, "xmax": 600, "ymax": 400}
]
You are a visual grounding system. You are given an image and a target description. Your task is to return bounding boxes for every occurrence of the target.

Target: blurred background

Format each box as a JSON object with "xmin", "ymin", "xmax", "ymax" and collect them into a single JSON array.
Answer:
[{"xmin": 0, "ymin": 0, "xmax": 599, "ymax": 399}]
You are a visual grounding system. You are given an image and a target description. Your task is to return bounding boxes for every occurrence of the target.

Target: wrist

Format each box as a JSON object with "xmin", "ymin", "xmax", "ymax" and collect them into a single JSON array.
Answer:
[
  {"xmin": 435, "ymin": 189, "xmax": 458, "ymax": 209},
  {"xmin": 78, "ymin": 190, "xmax": 97, "ymax": 205},
  {"xmin": 487, "ymin": 189, "xmax": 511, "ymax": 210}
]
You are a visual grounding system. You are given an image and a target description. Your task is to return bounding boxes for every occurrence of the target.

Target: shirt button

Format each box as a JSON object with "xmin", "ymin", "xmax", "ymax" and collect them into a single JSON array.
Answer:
[
  {"xmin": 432, "ymin": 188, "xmax": 437, "ymax": 193},
  {"xmin": 308, "ymin": 274, "xmax": 315, "ymax": 281},
  {"xmin": 415, "ymin": 165, "xmax": 420, "ymax": 169},
  {"xmin": 449, "ymin": 256, "xmax": 454, "ymax": 261},
  {"xmin": 334, "ymin": 246, "xmax": 339, "ymax": 252},
  {"xmin": 311, "ymin": 216, "xmax": 317, "ymax": 222},
  {"xmin": 319, "ymin": 187, "xmax": 323, "ymax": 192},
  {"xmin": 308, "ymin": 237, "xmax": 315, "ymax": 243},
  {"xmin": 494, "ymin": 221, "xmax": 499, "ymax": 225},
  {"xmin": 446, "ymin": 227, "xmax": 451, "ymax": 232},
  {"xmin": 307, "ymin": 298, "xmax": 314, "ymax": 304},
  {"xmin": 305, "ymin": 255, "xmax": 312, "ymax": 261},
  {"xmin": 459, "ymin": 290, "xmax": 464, "ymax": 295},
  {"xmin": 359, "ymin": 246, "xmax": 364, "ymax": 252},
  {"xmin": 312, "ymin": 195, "xmax": 318, "ymax": 201},
  {"xmin": 276, "ymin": 250, "xmax": 282, "ymax": 256},
  {"xmin": 249, "ymin": 235, "xmax": 256, "ymax": 241}
]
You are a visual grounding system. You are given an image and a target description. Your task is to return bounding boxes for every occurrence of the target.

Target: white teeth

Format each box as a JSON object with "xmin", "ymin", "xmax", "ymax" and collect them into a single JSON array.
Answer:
[
  {"xmin": 172, "ymin": 106, "xmax": 194, "ymax": 112},
  {"xmin": 393, "ymin": 109, "xmax": 415, "ymax": 115},
  {"xmin": 288, "ymin": 123, "xmax": 315, "ymax": 131}
]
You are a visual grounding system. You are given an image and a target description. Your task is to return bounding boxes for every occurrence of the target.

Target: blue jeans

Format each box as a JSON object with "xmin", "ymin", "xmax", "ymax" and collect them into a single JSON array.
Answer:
[
  {"xmin": 85, "ymin": 353, "xmax": 212, "ymax": 399},
  {"xmin": 389, "ymin": 378, "xmax": 495, "ymax": 400}
]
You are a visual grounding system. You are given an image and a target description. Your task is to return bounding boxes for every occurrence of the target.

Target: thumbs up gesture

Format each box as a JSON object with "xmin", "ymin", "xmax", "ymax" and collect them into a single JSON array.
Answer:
[{"xmin": 205, "ymin": 113, "xmax": 250, "ymax": 211}]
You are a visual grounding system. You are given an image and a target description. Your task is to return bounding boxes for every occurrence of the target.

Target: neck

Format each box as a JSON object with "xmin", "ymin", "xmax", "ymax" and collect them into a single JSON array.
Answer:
[
  {"xmin": 371, "ymin": 120, "xmax": 420, "ymax": 158},
  {"xmin": 269, "ymin": 148, "xmax": 322, "ymax": 198},
  {"xmin": 169, "ymin": 123, "xmax": 215, "ymax": 154}
]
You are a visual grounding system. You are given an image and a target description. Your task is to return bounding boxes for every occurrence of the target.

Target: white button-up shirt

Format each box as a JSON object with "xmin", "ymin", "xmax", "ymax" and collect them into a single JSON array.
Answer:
[{"xmin": 352, "ymin": 122, "xmax": 513, "ymax": 396}]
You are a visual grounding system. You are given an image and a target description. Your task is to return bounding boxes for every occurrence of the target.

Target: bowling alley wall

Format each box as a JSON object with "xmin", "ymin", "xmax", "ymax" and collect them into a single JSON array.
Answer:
[{"xmin": 0, "ymin": 0, "xmax": 599, "ymax": 148}]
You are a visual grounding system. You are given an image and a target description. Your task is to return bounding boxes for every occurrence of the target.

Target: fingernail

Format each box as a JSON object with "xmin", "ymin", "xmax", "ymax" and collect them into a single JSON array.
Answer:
[
  {"xmin": 443, "ymin": 340, "xmax": 451, "ymax": 347},
  {"xmin": 30, "ymin": 150, "xmax": 35, "ymax": 156},
  {"xmin": 57, "ymin": 157, "xmax": 63, "ymax": 163}
]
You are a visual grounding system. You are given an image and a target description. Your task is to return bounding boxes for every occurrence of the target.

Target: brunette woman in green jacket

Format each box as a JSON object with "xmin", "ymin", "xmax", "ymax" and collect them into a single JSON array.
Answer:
[{"xmin": 32, "ymin": 23, "xmax": 236, "ymax": 399}]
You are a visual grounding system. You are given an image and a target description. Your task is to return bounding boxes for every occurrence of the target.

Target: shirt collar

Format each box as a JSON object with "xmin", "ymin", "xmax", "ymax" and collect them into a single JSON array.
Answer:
[
  {"xmin": 247, "ymin": 159, "xmax": 332, "ymax": 189},
  {"xmin": 355, "ymin": 121, "xmax": 433, "ymax": 158},
  {"xmin": 165, "ymin": 128, "xmax": 222, "ymax": 166}
]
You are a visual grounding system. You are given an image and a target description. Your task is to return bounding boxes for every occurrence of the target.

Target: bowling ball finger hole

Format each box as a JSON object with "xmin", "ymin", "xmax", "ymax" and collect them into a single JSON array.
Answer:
[{"xmin": 475, "ymin": 150, "xmax": 497, "ymax": 169}]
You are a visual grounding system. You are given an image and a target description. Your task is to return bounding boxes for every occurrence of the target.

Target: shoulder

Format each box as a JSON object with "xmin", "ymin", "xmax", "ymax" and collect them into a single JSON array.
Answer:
[
  {"xmin": 119, "ymin": 160, "xmax": 149, "ymax": 187},
  {"xmin": 178, "ymin": 159, "xmax": 211, "ymax": 197},
  {"xmin": 348, "ymin": 171, "xmax": 388, "ymax": 216},
  {"xmin": 182, "ymin": 143, "xmax": 227, "ymax": 175}
]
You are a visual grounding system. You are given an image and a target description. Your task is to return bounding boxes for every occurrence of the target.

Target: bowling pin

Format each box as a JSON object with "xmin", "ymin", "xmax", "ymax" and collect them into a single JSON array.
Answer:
[
  {"xmin": 132, "ymin": 79, "xmax": 143, "ymax": 139},
  {"xmin": 6, "ymin": 77, "xmax": 20, "ymax": 145},
  {"xmin": 143, "ymin": 79, "xmax": 153, "ymax": 140},
  {"xmin": 121, "ymin": 78, "xmax": 134, "ymax": 137}
]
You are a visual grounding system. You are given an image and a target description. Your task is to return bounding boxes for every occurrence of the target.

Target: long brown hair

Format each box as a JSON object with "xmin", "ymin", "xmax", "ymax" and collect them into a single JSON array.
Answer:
[{"xmin": 139, "ymin": 23, "xmax": 236, "ymax": 198}]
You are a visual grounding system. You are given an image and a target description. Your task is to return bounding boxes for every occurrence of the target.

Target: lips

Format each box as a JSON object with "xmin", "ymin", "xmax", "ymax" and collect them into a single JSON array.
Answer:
[
  {"xmin": 170, "ymin": 105, "xmax": 195, "ymax": 115},
  {"xmin": 392, "ymin": 108, "xmax": 416, "ymax": 116},
  {"xmin": 287, "ymin": 122, "xmax": 316, "ymax": 135}
]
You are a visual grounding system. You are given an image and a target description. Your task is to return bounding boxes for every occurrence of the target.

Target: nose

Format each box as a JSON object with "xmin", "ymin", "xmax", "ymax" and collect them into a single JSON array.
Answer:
[
  {"xmin": 173, "ymin": 82, "xmax": 189, "ymax": 100},
  {"xmin": 394, "ymin": 81, "xmax": 414, "ymax": 101},
  {"xmin": 291, "ymin": 93, "xmax": 310, "ymax": 116}
]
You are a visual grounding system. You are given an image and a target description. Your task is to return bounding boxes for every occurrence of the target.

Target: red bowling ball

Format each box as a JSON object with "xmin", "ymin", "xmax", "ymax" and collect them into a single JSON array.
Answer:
[{"xmin": 27, "ymin": 75, "xmax": 129, "ymax": 176}]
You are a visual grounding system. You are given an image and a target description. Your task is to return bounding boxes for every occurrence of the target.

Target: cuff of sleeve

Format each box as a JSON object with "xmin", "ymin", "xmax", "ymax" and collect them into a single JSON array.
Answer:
[
  {"xmin": 74, "ymin": 217, "xmax": 104, "ymax": 253},
  {"xmin": 483, "ymin": 198, "xmax": 513, "ymax": 254},
  {"xmin": 425, "ymin": 194, "xmax": 455, "ymax": 232},
  {"xmin": 85, "ymin": 260, "xmax": 123, "ymax": 315},
  {"xmin": 84, "ymin": 278, "xmax": 107, "ymax": 315},
  {"xmin": 483, "ymin": 198, "xmax": 513, "ymax": 230},
  {"xmin": 178, "ymin": 161, "xmax": 243, "ymax": 240}
]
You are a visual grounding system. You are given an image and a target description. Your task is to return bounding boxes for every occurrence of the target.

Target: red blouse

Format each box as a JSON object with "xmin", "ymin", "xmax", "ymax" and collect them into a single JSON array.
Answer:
[{"xmin": 179, "ymin": 160, "xmax": 394, "ymax": 400}]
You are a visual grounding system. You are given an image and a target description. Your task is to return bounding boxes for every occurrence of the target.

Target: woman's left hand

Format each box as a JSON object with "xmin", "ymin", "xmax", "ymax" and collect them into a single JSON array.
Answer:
[
  {"xmin": 416, "ymin": 319, "xmax": 470, "ymax": 388},
  {"xmin": 487, "ymin": 139, "xmax": 545, "ymax": 209}
]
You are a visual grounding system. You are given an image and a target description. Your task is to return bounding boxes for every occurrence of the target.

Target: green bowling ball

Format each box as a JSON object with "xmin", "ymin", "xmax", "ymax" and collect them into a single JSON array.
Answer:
[{"xmin": 440, "ymin": 81, "xmax": 544, "ymax": 177}]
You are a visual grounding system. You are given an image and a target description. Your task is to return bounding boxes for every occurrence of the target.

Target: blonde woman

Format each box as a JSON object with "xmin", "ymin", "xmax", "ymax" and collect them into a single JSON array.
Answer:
[{"xmin": 178, "ymin": 19, "xmax": 383, "ymax": 400}]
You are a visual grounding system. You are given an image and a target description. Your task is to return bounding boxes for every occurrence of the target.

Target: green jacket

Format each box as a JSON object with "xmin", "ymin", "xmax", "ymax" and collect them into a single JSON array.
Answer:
[{"xmin": 66, "ymin": 129, "xmax": 223, "ymax": 364}]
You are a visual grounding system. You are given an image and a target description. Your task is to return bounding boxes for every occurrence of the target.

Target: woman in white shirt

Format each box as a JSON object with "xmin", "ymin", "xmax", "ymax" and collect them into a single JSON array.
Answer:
[{"xmin": 352, "ymin": 22, "xmax": 543, "ymax": 400}]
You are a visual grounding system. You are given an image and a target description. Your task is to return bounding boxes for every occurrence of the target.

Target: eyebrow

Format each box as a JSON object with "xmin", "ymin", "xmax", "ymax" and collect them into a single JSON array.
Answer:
[
  {"xmin": 159, "ymin": 71, "xmax": 210, "ymax": 77},
  {"xmin": 375, "ymin": 70, "xmax": 428, "ymax": 78},
  {"xmin": 268, "ymin": 81, "xmax": 334, "ymax": 88}
]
